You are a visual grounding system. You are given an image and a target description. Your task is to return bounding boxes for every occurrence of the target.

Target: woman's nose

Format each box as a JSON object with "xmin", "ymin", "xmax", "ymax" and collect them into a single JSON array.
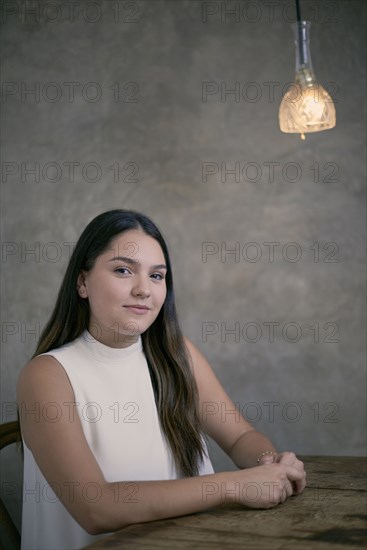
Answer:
[{"xmin": 131, "ymin": 276, "xmax": 150, "ymax": 297}]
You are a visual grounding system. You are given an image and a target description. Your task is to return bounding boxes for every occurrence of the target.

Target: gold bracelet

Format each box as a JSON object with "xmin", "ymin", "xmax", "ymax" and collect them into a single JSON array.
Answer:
[{"xmin": 256, "ymin": 451, "xmax": 277, "ymax": 465}]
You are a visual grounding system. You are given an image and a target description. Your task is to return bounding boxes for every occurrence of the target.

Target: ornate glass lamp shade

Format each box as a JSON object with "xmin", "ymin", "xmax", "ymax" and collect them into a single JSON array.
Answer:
[{"xmin": 279, "ymin": 21, "xmax": 336, "ymax": 139}]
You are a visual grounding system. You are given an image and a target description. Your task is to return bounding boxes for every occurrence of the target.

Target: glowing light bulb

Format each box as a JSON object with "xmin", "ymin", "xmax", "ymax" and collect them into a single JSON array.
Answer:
[{"xmin": 279, "ymin": 21, "xmax": 336, "ymax": 139}]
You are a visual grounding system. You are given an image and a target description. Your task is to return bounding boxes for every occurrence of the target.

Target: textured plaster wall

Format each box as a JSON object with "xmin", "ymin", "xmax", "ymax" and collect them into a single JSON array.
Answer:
[{"xmin": 1, "ymin": 0, "xmax": 366, "ymax": 532}]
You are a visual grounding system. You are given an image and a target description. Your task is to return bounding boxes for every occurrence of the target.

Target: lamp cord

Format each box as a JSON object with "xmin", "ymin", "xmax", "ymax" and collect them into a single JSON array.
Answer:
[
  {"xmin": 295, "ymin": 0, "xmax": 304, "ymax": 66},
  {"xmin": 296, "ymin": 0, "xmax": 302, "ymax": 21}
]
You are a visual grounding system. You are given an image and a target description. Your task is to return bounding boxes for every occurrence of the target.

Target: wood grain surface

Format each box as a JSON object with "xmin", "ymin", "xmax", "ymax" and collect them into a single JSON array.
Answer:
[{"xmin": 84, "ymin": 456, "xmax": 367, "ymax": 550}]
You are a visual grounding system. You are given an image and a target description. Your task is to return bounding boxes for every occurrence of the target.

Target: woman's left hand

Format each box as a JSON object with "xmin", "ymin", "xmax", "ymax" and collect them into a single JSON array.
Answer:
[{"xmin": 274, "ymin": 451, "xmax": 306, "ymax": 494}]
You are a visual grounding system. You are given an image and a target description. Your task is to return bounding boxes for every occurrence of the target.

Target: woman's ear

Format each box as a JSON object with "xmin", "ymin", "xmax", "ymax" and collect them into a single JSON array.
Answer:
[{"xmin": 77, "ymin": 271, "xmax": 88, "ymax": 298}]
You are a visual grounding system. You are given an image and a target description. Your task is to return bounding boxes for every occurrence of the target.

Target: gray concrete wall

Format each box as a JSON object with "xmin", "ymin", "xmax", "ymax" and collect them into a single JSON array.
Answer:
[{"xmin": 1, "ymin": 0, "xmax": 366, "ymax": 533}]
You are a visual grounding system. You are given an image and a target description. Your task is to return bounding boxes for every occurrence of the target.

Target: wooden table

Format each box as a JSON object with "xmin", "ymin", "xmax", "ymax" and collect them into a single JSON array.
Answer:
[{"xmin": 85, "ymin": 456, "xmax": 367, "ymax": 549}]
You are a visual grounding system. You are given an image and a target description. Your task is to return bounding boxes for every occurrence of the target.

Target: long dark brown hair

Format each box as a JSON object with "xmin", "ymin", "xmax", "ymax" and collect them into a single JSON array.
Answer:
[{"xmin": 34, "ymin": 209, "xmax": 205, "ymax": 477}]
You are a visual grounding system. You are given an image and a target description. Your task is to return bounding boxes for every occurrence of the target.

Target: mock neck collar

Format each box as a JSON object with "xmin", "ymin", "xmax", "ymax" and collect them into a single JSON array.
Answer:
[{"xmin": 79, "ymin": 330, "xmax": 143, "ymax": 364}]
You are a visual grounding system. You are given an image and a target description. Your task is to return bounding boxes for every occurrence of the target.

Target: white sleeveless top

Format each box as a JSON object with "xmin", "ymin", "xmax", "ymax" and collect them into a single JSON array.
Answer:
[{"xmin": 21, "ymin": 331, "xmax": 214, "ymax": 550}]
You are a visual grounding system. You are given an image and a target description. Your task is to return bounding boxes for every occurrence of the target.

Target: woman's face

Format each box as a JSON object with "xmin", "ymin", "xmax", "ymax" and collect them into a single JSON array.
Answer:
[{"xmin": 77, "ymin": 229, "xmax": 167, "ymax": 347}]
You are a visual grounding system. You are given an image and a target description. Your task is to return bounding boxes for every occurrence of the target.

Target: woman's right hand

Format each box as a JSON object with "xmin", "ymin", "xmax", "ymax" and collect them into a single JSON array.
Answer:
[{"xmin": 229, "ymin": 462, "xmax": 306, "ymax": 509}]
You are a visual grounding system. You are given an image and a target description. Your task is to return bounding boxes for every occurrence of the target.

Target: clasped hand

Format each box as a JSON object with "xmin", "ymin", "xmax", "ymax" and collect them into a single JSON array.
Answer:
[{"xmin": 232, "ymin": 451, "xmax": 306, "ymax": 509}]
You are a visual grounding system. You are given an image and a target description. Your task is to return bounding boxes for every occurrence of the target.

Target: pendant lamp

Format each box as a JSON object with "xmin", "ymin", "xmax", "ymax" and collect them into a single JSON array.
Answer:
[{"xmin": 278, "ymin": 0, "xmax": 336, "ymax": 139}]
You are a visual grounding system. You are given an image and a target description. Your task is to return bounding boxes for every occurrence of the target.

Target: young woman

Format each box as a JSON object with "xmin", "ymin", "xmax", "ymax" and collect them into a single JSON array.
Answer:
[{"xmin": 17, "ymin": 209, "xmax": 306, "ymax": 550}]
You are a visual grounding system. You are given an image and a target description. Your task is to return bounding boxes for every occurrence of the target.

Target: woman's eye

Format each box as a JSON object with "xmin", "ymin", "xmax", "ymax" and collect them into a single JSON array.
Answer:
[
  {"xmin": 115, "ymin": 267, "xmax": 130, "ymax": 275},
  {"xmin": 151, "ymin": 273, "xmax": 165, "ymax": 281}
]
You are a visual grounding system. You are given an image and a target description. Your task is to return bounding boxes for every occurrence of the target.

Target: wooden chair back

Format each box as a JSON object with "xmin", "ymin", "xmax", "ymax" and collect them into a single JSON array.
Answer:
[{"xmin": 0, "ymin": 421, "xmax": 21, "ymax": 550}]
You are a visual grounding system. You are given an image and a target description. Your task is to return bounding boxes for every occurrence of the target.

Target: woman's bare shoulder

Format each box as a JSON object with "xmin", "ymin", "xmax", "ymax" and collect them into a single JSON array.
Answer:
[{"xmin": 17, "ymin": 353, "xmax": 73, "ymax": 402}]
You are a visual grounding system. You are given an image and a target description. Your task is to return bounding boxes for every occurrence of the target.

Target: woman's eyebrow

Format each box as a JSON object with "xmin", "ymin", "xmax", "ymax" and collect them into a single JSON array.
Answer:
[
  {"xmin": 109, "ymin": 256, "xmax": 138, "ymax": 264},
  {"xmin": 109, "ymin": 256, "xmax": 167, "ymax": 270}
]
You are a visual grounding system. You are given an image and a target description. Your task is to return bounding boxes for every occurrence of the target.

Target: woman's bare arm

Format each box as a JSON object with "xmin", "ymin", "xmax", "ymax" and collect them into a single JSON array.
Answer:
[
  {"xmin": 17, "ymin": 354, "xmax": 305, "ymax": 535},
  {"xmin": 184, "ymin": 338, "xmax": 306, "ymax": 492},
  {"xmin": 184, "ymin": 339, "xmax": 276, "ymax": 463}
]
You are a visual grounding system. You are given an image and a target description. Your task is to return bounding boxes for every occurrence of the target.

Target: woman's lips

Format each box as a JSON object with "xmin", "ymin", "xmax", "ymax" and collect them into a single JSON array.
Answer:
[{"xmin": 124, "ymin": 306, "xmax": 150, "ymax": 315}]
